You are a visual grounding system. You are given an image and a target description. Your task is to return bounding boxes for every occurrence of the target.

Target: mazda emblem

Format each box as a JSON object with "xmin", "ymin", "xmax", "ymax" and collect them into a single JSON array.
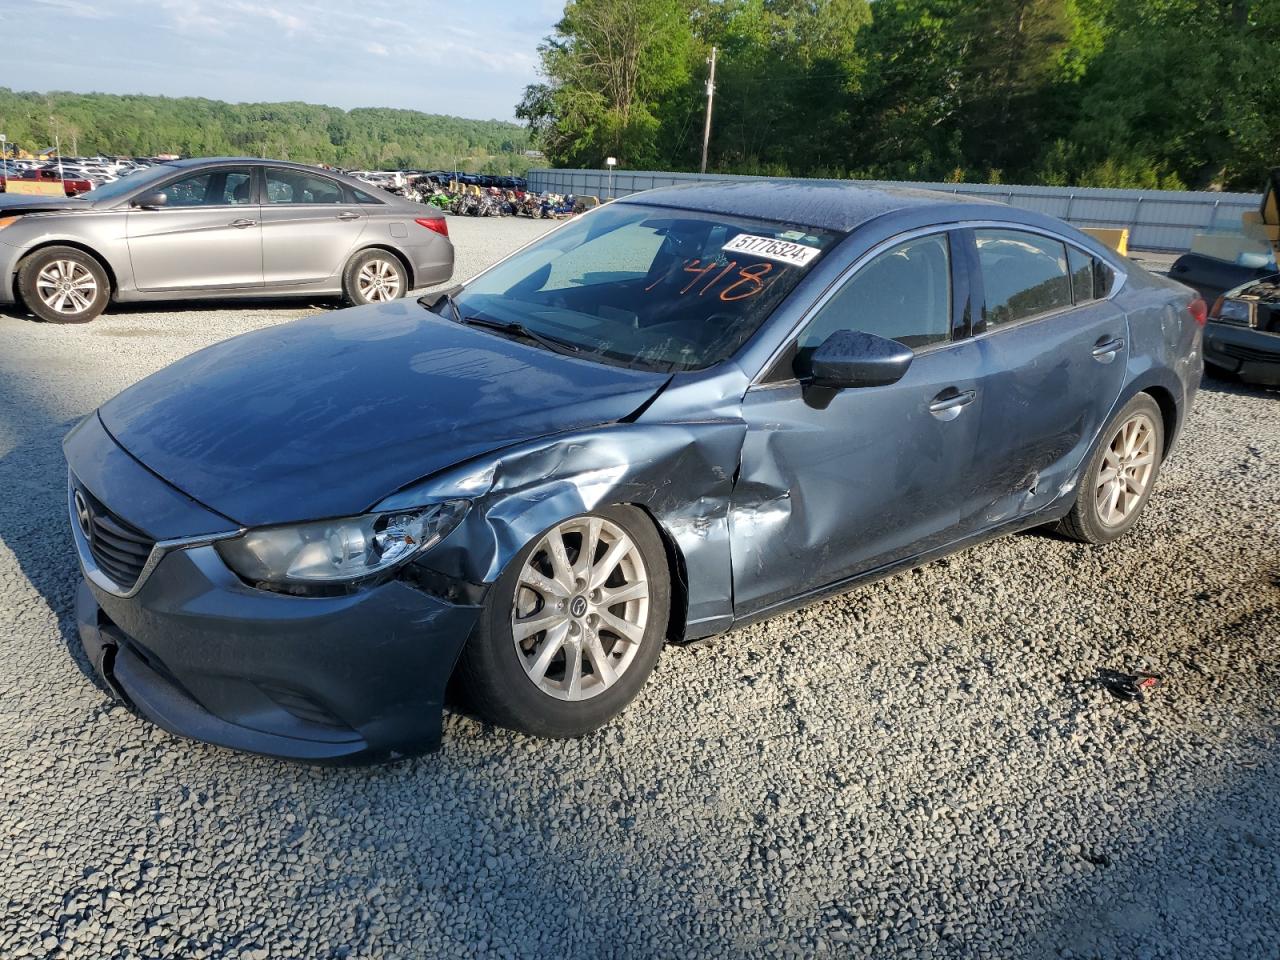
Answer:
[{"xmin": 74, "ymin": 489, "xmax": 93, "ymax": 540}]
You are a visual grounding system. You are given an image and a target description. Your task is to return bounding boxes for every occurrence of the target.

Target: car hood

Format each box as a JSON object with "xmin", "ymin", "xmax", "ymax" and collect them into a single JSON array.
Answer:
[
  {"xmin": 0, "ymin": 194, "xmax": 93, "ymax": 216},
  {"xmin": 99, "ymin": 301, "xmax": 669, "ymax": 527}
]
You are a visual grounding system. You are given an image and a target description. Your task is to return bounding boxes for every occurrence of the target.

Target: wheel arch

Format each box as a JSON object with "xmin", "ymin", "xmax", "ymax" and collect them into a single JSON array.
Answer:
[
  {"xmin": 15, "ymin": 239, "xmax": 118, "ymax": 301},
  {"xmin": 345, "ymin": 244, "xmax": 414, "ymax": 293},
  {"xmin": 627, "ymin": 503, "xmax": 690, "ymax": 645},
  {"xmin": 1141, "ymin": 384, "xmax": 1179, "ymax": 458}
]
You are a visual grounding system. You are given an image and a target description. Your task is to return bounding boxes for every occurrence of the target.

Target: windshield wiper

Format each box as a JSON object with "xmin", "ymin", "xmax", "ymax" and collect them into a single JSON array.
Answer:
[{"xmin": 456, "ymin": 315, "xmax": 583, "ymax": 356}]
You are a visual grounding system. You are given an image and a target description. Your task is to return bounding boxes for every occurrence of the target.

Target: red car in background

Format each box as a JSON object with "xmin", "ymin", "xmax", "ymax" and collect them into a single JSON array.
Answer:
[{"xmin": 0, "ymin": 167, "xmax": 94, "ymax": 196}]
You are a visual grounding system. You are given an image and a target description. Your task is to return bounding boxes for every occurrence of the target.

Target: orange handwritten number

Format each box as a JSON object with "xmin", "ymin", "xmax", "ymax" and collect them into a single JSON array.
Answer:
[
  {"xmin": 680, "ymin": 259, "xmax": 718, "ymax": 294},
  {"xmin": 720, "ymin": 262, "xmax": 773, "ymax": 301}
]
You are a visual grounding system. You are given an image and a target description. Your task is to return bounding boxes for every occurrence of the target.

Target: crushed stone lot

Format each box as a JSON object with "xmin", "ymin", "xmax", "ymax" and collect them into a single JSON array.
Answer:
[{"xmin": 1, "ymin": 219, "xmax": 1277, "ymax": 960}]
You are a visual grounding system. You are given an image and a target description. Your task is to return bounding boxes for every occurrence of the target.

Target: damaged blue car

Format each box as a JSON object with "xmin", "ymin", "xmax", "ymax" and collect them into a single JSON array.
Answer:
[{"xmin": 65, "ymin": 181, "xmax": 1205, "ymax": 761}]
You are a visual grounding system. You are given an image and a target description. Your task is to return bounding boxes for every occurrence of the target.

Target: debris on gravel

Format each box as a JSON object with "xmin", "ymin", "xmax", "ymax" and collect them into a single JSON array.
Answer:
[{"xmin": 0, "ymin": 219, "xmax": 1276, "ymax": 959}]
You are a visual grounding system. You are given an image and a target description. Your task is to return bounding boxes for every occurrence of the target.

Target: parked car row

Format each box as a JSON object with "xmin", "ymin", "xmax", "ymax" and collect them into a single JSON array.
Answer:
[
  {"xmin": 0, "ymin": 157, "xmax": 453, "ymax": 323},
  {"xmin": 0, "ymin": 156, "xmax": 160, "ymax": 195}
]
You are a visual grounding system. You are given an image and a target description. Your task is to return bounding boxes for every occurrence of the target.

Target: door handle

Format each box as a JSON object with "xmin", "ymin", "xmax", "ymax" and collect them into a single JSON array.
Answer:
[
  {"xmin": 337, "ymin": 211, "xmax": 361, "ymax": 221},
  {"xmin": 229, "ymin": 218, "xmax": 256, "ymax": 228},
  {"xmin": 1091, "ymin": 336, "xmax": 1125, "ymax": 362},
  {"xmin": 928, "ymin": 388, "xmax": 977, "ymax": 421}
]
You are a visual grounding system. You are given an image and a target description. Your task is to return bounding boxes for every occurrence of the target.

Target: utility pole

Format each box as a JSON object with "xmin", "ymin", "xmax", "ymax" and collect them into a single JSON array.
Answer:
[{"xmin": 700, "ymin": 45, "xmax": 717, "ymax": 175}]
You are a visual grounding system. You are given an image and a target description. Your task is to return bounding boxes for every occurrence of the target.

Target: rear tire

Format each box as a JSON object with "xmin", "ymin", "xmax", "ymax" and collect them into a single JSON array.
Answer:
[
  {"xmin": 1058, "ymin": 393, "xmax": 1164, "ymax": 544},
  {"xmin": 343, "ymin": 250, "xmax": 408, "ymax": 306},
  {"xmin": 458, "ymin": 505, "xmax": 670, "ymax": 738},
  {"xmin": 17, "ymin": 246, "xmax": 110, "ymax": 324}
]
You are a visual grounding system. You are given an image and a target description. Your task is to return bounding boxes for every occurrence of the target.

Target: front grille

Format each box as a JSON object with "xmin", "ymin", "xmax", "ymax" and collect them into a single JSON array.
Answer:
[{"xmin": 76, "ymin": 485, "xmax": 156, "ymax": 590}]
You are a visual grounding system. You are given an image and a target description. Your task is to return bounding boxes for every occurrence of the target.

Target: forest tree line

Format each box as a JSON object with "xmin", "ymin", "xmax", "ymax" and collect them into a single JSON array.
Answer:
[
  {"xmin": 517, "ymin": 0, "xmax": 1279, "ymax": 191},
  {"xmin": 0, "ymin": 89, "xmax": 534, "ymax": 173}
]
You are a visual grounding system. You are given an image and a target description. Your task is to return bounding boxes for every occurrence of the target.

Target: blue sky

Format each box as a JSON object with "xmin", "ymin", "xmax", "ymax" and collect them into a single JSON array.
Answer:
[{"xmin": 4, "ymin": 0, "xmax": 563, "ymax": 121}]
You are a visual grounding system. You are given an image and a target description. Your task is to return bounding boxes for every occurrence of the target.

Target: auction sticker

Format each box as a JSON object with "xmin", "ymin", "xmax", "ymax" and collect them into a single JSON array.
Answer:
[{"xmin": 722, "ymin": 234, "xmax": 821, "ymax": 267}]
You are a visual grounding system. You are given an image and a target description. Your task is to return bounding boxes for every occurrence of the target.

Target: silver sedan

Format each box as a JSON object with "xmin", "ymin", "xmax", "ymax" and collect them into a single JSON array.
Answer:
[{"xmin": 0, "ymin": 158, "xmax": 454, "ymax": 323}]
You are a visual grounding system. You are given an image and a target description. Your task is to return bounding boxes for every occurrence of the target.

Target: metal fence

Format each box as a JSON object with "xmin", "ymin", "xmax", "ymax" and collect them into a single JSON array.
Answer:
[{"xmin": 527, "ymin": 168, "xmax": 1261, "ymax": 253}]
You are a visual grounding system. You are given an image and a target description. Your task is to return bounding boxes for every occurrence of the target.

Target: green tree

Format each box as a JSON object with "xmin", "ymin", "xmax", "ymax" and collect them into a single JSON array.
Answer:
[{"xmin": 518, "ymin": 0, "xmax": 698, "ymax": 167}]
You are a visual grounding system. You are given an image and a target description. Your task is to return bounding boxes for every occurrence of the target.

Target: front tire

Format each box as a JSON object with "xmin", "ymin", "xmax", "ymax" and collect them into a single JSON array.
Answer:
[
  {"xmin": 1059, "ymin": 393, "xmax": 1164, "ymax": 544},
  {"xmin": 17, "ymin": 246, "xmax": 110, "ymax": 323},
  {"xmin": 343, "ymin": 250, "xmax": 408, "ymax": 306},
  {"xmin": 458, "ymin": 506, "xmax": 670, "ymax": 738}
]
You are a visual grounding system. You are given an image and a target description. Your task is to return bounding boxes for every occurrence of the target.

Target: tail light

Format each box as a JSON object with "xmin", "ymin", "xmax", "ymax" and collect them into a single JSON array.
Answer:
[
  {"xmin": 415, "ymin": 217, "xmax": 448, "ymax": 238},
  {"xmin": 1188, "ymin": 296, "xmax": 1207, "ymax": 326}
]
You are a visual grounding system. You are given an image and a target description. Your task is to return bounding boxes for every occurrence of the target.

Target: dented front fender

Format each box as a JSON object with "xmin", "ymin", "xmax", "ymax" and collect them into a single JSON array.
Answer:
[{"xmin": 387, "ymin": 420, "xmax": 747, "ymax": 639}]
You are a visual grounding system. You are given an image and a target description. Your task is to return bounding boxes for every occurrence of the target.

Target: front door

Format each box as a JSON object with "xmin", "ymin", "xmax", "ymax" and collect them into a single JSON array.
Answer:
[
  {"xmin": 127, "ymin": 166, "xmax": 262, "ymax": 291},
  {"xmin": 259, "ymin": 167, "xmax": 368, "ymax": 286},
  {"xmin": 731, "ymin": 230, "xmax": 990, "ymax": 616}
]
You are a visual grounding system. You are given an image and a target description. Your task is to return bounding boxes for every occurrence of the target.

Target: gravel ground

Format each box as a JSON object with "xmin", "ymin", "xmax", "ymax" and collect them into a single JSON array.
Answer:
[{"xmin": 1, "ymin": 219, "xmax": 1277, "ymax": 960}]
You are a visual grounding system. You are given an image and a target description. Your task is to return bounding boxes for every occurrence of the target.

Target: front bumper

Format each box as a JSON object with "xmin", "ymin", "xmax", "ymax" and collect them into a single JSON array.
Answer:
[
  {"xmin": 65, "ymin": 414, "xmax": 483, "ymax": 763},
  {"xmin": 1204, "ymin": 323, "xmax": 1280, "ymax": 386}
]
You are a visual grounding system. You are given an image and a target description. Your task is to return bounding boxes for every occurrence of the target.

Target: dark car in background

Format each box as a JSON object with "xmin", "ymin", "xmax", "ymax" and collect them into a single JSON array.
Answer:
[
  {"xmin": 65, "ymin": 181, "xmax": 1203, "ymax": 762},
  {"xmin": 1, "ymin": 157, "xmax": 452, "ymax": 323},
  {"xmin": 1203, "ymin": 274, "xmax": 1280, "ymax": 385}
]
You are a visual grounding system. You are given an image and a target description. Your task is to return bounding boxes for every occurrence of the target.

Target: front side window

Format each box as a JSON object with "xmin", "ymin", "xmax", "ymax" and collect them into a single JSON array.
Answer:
[
  {"xmin": 265, "ymin": 169, "xmax": 344, "ymax": 204},
  {"xmin": 797, "ymin": 233, "xmax": 952, "ymax": 355},
  {"xmin": 451, "ymin": 202, "xmax": 839, "ymax": 372},
  {"xmin": 163, "ymin": 172, "xmax": 214, "ymax": 207},
  {"xmin": 160, "ymin": 167, "xmax": 254, "ymax": 207},
  {"xmin": 976, "ymin": 229, "xmax": 1073, "ymax": 326}
]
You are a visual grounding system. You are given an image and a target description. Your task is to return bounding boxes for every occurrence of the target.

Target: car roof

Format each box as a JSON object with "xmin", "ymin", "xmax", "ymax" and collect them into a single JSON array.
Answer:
[
  {"xmin": 163, "ymin": 157, "xmax": 350, "ymax": 176},
  {"xmin": 617, "ymin": 179, "xmax": 997, "ymax": 234}
]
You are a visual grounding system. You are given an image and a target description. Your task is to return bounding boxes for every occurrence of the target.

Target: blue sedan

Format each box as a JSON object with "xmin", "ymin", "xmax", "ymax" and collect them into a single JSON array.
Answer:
[{"xmin": 65, "ymin": 181, "xmax": 1205, "ymax": 761}]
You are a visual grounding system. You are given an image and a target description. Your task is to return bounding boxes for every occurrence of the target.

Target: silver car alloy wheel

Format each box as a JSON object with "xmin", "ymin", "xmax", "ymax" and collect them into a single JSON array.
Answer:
[
  {"xmin": 36, "ymin": 260, "xmax": 98, "ymax": 315},
  {"xmin": 512, "ymin": 516, "xmax": 650, "ymax": 702},
  {"xmin": 356, "ymin": 258, "xmax": 402, "ymax": 302},
  {"xmin": 1095, "ymin": 411, "xmax": 1157, "ymax": 527}
]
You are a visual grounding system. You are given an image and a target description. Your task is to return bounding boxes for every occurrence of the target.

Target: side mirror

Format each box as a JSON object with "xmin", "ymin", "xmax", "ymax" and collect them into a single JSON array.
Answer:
[
  {"xmin": 132, "ymin": 191, "xmax": 167, "ymax": 209},
  {"xmin": 802, "ymin": 329, "xmax": 913, "ymax": 389}
]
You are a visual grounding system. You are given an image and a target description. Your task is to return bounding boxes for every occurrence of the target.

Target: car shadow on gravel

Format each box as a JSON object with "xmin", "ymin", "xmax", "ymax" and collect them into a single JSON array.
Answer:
[
  {"xmin": 0, "ymin": 372, "xmax": 105, "ymax": 692},
  {"xmin": 0, "ymin": 296, "xmax": 339, "ymax": 325}
]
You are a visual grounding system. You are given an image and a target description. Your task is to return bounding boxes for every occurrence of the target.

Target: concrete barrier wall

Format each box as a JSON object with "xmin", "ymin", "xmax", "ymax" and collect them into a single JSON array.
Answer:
[{"xmin": 527, "ymin": 168, "xmax": 1261, "ymax": 253}]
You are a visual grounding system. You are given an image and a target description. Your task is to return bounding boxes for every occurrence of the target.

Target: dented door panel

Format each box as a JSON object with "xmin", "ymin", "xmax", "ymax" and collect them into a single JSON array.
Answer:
[
  {"xmin": 729, "ymin": 341, "xmax": 985, "ymax": 616},
  {"xmin": 966, "ymin": 300, "xmax": 1130, "ymax": 524}
]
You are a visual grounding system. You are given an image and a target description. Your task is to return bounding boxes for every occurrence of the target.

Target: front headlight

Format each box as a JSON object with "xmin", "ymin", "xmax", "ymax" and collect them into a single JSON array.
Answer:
[
  {"xmin": 216, "ymin": 500, "xmax": 469, "ymax": 587},
  {"xmin": 1215, "ymin": 299, "xmax": 1253, "ymax": 326}
]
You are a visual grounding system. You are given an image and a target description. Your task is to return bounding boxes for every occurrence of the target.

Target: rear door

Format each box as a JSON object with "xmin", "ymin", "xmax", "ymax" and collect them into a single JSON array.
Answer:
[
  {"xmin": 259, "ymin": 167, "xmax": 368, "ymax": 286},
  {"xmin": 957, "ymin": 227, "xmax": 1129, "ymax": 526},
  {"xmin": 126, "ymin": 166, "xmax": 262, "ymax": 291}
]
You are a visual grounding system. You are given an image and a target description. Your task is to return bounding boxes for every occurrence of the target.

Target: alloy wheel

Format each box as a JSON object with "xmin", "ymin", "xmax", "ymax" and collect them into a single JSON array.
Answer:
[
  {"xmin": 35, "ymin": 260, "xmax": 98, "ymax": 315},
  {"xmin": 356, "ymin": 259, "xmax": 402, "ymax": 302},
  {"xmin": 1095, "ymin": 412, "xmax": 1157, "ymax": 527},
  {"xmin": 512, "ymin": 516, "xmax": 650, "ymax": 701}
]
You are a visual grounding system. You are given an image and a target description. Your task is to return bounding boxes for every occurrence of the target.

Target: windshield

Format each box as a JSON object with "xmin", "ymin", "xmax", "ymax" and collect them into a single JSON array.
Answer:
[
  {"xmin": 452, "ymin": 202, "xmax": 839, "ymax": 371},
  {"xmin": 83, "ymin": 164, "xmax": 174, "ymax": 202}
]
